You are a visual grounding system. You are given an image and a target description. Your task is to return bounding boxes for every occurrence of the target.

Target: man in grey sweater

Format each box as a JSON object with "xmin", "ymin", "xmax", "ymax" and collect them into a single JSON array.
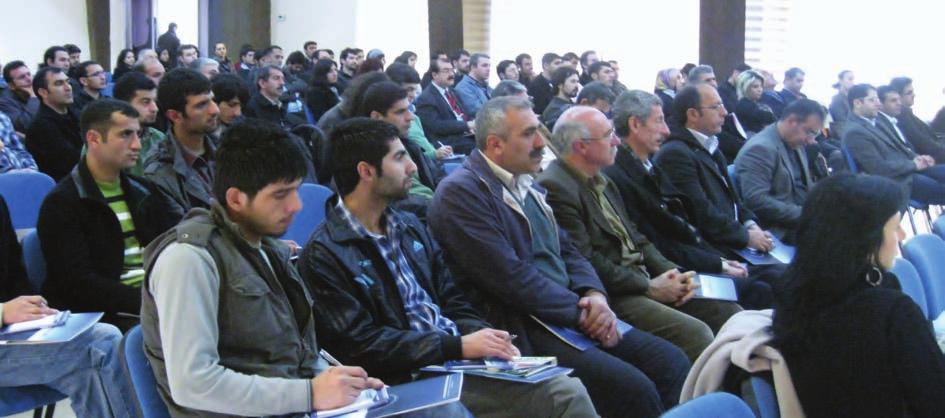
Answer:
[{"xmin": 141, "ymin": 120, "xmax": 384, "ymax": 417}]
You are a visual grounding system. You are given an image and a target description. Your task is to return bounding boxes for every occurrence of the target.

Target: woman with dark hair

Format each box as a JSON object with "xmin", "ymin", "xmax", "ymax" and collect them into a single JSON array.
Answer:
[
  {"xmin": 393, "ymin": 51, "xmax": 417, "ymax": 68},
  {"xmin": 158, "ymin": 48, "xmax": 175, "ymax": 70},
  {"xmin": 306, "ymin": 59, "xmax": 340, "ymax": 122},
  {"xmin": 734, "ymin": 69, "xmax": 776, "ymax": 135},
  {"xmin": 113, "ymin": 48, "xmax": 135, "ymax": 80},
  {"xmin": 772, "ymin": 174, "xmax": 945, "ymax": 418}
]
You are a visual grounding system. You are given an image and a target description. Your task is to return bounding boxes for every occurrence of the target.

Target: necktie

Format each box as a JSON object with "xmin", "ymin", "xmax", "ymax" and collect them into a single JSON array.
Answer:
[{"xmin": 445, "ymin": 90, "xmax": 466, "ymax": 120}]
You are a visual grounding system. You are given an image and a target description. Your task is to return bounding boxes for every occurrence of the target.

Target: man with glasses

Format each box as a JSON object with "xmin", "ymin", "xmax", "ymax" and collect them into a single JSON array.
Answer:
[
  {"xmin": 734, "ymin": 99, "xmax": 825, "ymax": 244},
  {"xmin": 415, "ymin": 59, "xmax": 476, "ymax": 154},
  {"xmin": 73, "ymin": 61, "xmax": 108, "ymax": 111},
  {"xmin": 655, "ymin": 85, "xmax": 780, "ymax": 268}
]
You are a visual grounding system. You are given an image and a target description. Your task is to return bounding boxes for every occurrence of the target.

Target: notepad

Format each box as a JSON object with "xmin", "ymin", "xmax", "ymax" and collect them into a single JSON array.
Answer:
[
  {"xmin": 735, "ymin": 236, "xmax": 795, "ymax": 265},
  {"xmin": 693, "ymin": 274, "xmax": 739, "ymax": 302},
  {"xmin": 0, "ymin": 312, "xmax": 103, "ymax": 344},
  {"xmin": 1, "ymin": 310, "xmax": 69, "ymax": 334},
  {"xmin": 312, "ymin": 387, "xmax": 390, "ymax": 418}
]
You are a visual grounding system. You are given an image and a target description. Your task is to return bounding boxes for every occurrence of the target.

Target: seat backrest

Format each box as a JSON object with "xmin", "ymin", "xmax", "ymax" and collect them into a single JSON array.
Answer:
[
  {"xmin": 840, "ymin": 141, "xmax": 859, "ymax": 174},
  {"xmin": 0, "ymin": 172, "xmax": 56, "ymax": 230},
  {"xmin": 121, "ymin": 326, "xmax": 170, "ymax": 418},
  {"xmin": 933, "ymin": 215, "xmax": 945, "ymax": 241},
  {"xmin": 282, "ymin": 184, "xmax": 334, "ymax": 245},
  {"xmin": 21, "ymin": 230, "xmax": 46, "ymax": 293},
  {"xmin": 890, "ymin": 258, "xmax": 930, "ymax": 319},
  {"xmin": 727, "ymin": 164, "xmax": 739, "ymax": 197},
  {"xmin": 750, "ymin": 375, "xmax": 781, "ymax": 418},
  {"xmin": 661, "ymin": 392, "xmax": 755, "ymax": 418},
  {"xmin": 902, "ymin": 234, "xmax": 945, "ymax": 318}
]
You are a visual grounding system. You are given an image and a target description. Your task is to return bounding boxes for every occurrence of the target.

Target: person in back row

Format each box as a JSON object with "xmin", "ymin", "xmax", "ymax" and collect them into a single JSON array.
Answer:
[
  {"xmin": 300, "ymin": 117, "xmax": 597, "ymax": 417},
  {"xmin": 142, "ymin": 120, "xmax": 385, "ymax": 417},
  {"xmin": 428, "ymin": 96, "xmax": 690, "ymax": 418},
  {"xmin": 112, "ymin": 72, "xmax": 166, "ymax": 176},
  {"xmin": 38, "ymin": 99, "xmax": 177, "ymax": 330}
]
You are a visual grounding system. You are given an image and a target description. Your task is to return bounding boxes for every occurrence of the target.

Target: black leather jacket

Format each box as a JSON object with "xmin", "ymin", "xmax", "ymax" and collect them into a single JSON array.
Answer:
[{"xmin": 298, "ymin": 196, "xmax": 489, "ymax": 384}]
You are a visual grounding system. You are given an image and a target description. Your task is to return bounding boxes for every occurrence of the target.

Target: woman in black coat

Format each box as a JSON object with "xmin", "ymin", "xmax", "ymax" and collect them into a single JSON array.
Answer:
[
  {"xmin": 772, "ymin": 174, "xmax": 945, "ymax": 418},
  {"xmin": 112, "ymin": 48, "xmax": 135, "ymax": 81},
  {"xmin": 734, "ymin": 70, "xmax": 776, "ymax": 135},
  {"xmin": 305, "ymin": 58, "xmax": 341, "ymax": 122}
]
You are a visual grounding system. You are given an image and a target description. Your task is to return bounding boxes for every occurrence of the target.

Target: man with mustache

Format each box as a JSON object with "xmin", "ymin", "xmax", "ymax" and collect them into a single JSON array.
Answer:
[
  {"xmin": 415, "ymin": 59, "xmax": 476, "ymax": 154},
  {"xmin": 429, "ymin": 96, "xmax": 690, "ymax": 418},
  {"xmin": 37, "ymin": 99, "xmax": 177, "ymax": 330},
  {"xmin": 143, "ymin": 68, "xmax": 220, "ymax": 218},
  {"xmin": 542, "ymin": 66, "xmax": 580, "ymax": 130}
]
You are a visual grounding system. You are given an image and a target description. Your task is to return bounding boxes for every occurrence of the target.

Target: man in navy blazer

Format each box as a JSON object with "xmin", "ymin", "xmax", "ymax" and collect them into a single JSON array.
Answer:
[
  {"xmin": 429, "ymin": 96, "xmax": 689, "ymax": 418},
  {"xmin": 414, "ymin": 59, "xmax": 476, "ymax": 154}
]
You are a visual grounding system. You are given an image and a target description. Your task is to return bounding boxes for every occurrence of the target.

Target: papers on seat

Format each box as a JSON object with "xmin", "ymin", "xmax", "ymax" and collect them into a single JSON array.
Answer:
[
  {"xmin": 311, "ymin": 373, "xmax": 464, "ymax": 418},
  {"xmin": 0, "ymin": 312, "xmax": 103, "ymax": 344},
  {"xmin": 735, "ymin": 236, "xmax": 795, "ymax": 265},
  {"xmin": 693, "ymin": 274, "xmax": 739, "ymax": 302},
  {"xmin": 421, "ymin": 357, "xmax": 571, "ymax": 384}
]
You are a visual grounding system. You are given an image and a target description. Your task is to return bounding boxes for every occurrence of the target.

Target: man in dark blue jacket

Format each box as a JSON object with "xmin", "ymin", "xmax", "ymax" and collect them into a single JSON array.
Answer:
[
  {"xmin": 299, "ymin": 117, "xmax": 596, "ymax": 417},
  {"xmin": 428, "ymin": 96, "xmax": 689, "ymax": 418},
  {"xmin": 414, "ymin": 59, "xmax": 476, "ymax": 154}
]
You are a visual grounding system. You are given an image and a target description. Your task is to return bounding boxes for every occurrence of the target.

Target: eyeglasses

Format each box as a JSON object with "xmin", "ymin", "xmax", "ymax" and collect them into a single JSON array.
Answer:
[{"xmin": 699, "ymin": 103, "xmax": 726, "ymax": 111}]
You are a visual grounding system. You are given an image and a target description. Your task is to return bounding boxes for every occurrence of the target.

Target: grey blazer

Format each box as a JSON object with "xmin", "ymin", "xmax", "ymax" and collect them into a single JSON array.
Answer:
[
  {"xmin": 843, "ymin": 114, "xmax": 916, "ymax": 189},
  {"xmin": 734, "ymin": 124, "xmax": 812, "ymax": 239}
]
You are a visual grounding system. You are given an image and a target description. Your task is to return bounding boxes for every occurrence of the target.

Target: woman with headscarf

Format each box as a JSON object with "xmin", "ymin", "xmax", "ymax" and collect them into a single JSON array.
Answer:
[{"xmin": 654, "ymin": 68, "xmax": 685, "ymax": 124}]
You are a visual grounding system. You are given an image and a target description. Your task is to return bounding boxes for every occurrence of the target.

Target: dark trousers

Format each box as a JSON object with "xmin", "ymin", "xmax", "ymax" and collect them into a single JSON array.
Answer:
[
  {"xmin": 911, "ymin": 164, "xmax": 945, "ymax": 204},
  {"xmin": 439, "ymin": 134, "xmax": 476, "ymax": 155},
  {"xmin": 525, "ymin": 322, "xmax": 690, "ymax": 418},
  {"xmin": 736, "ymin": 263, "xmax": 788, "ymax": 310}
]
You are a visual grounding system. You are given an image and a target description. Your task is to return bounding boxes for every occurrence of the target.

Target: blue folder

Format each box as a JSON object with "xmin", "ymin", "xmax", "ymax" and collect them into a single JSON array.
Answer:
[
  {"xmin": 735, "ymin": 236, "xmax": 795, "ymax": 265},
  {"xmin": 693, "ymin": 274, "xmax": 739, "ymax": 302},
  {"xmin": 530, "ymin": 315, "xmax": 634, "ymax": 351}
]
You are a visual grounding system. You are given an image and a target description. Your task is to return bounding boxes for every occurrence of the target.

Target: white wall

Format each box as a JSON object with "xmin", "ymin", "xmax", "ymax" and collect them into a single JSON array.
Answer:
[
  {"xmin": 490, "ymin": 0, "xmax": 700, "ymax": 89},
  {"xmin": 271, "ymin": 0, "xmax": 430, "ymax": 68},
  {"xmin": 109, "ymin": 0, "xmax": 130, "ymax": 68},
  {"xmin": 0, "ymin": 0, "xmax": 90, "ymax": 68}
]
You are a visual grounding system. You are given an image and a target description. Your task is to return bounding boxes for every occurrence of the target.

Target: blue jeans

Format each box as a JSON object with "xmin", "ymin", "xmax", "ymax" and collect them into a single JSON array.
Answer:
[
  {"xmin": 527, "ymin": 323, "xmax": 690, "ymax": 418},
  {"xmin": 911, "ymin": 164, "xmax": 945, "ymax": 205},
  {"xmin": 0, "ymin": 323, "xmax": 136, "ymax": 418}
]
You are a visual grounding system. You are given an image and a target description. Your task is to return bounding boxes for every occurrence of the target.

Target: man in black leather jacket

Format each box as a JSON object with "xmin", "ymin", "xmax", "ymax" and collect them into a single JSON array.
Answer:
[{"xmin": 298, "ymin": 118, "xmax": 597, "ymax": 418}]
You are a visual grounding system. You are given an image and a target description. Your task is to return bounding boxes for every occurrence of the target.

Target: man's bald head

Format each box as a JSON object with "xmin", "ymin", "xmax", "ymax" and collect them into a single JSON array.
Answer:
[{"xmin": 552, "ymin": 106, "xmax": 616, "ymax": 163}]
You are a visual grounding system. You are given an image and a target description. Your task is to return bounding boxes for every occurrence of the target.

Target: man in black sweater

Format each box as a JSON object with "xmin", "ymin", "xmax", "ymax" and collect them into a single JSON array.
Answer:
[
  {"xmin": 26, "ymin": 67, "xmax": 83, "ymax": 181},
  {"xmin": 527, "ymin": 52, "xmax": 564, "ymax": 115}
]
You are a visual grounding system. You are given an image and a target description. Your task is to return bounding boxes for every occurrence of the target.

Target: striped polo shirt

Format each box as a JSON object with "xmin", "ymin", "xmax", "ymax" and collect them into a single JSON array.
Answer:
[{"xmin": 96, "ymin": 179, "xmax": 145, "ymax": 287}]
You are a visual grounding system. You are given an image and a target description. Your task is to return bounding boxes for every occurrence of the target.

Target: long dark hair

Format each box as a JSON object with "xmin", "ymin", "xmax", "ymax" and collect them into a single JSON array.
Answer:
[
  {"xmin": 115, "ymin": 49, "xmax": 134, "ymax": 71},
  {"xmin": 772, "ymin": 174, "xmax": 905, "ymax": 348},
  {"xmin": 310, "ymin": 59, "xmax": 336, "ymax": 86}
]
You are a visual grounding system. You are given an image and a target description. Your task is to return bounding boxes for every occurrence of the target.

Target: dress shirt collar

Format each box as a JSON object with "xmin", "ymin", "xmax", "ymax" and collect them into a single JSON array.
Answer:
[
  {"xmin": 687, "ymin": 128, "xmax": 719, "ymax": 155},
  {"xmin": 482, "ymin": 151, "xmax": 532, "ymax": 201}
]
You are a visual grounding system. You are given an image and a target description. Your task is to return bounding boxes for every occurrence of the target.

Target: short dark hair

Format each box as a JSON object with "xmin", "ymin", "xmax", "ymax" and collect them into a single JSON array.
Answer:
[
  {"xmin": 469, "ymin": 53, "xmax": 489, "ymax": 67},
  {"xmin": 340, "ymin": 72, "xmax": 390, "ymax": 117},
  {"xmin": 551, "ymin": 66, "xmax": 579, "ymax": 94},
  {"xmin": 889, "ymin": 77, "xmax": 913, "ymax": 95},
  {"xmin": 355, "ymin": 58, "xmax": 384, "ymax": 76},
  {"xmin": 257, "ymin": 45, "xmax": 283, "ymax": 61},
  {"xmin": 577, "ymin": 81, "xmax": 616, "ymax": 106},
  {"xmin": 329, "ymin": 117, "xmax": 401, "ymax": 196},
  {"xmin": 876, "ymin": 85, "xmax": 899, "ymax": 104},
  {"xmin": 286, "ymin": 51, "xmax": 307, "ymax": 66},
  {"xmin": 847, "ymin": 83, "xmax": 875, "ymax": 109},
  {"xmin": 212, "ymin": 73, "xmax": 250, "ymax": 104},
  {"xmin": 158, "ymin": 68, "xmax": 212, "ymax": 116},
  {"xmin": 113, "ymin": 71, "xmax": 157, "ymax": 102},
  {"xmin": 673, "ymin": 85, "xmax": 704, "ymax": 125},
  {"xmin": 77, "ymin": 60, "xmax": 101, "ymax": 78},
  {"xmin": 385, "ymin": 63, "xmax": 421, "ymax": 84},
  {"xmin": 579, "ymin": 50, "xmax": 597, "ymax": 67},
  {"xmin": 515, "ymin": 53, "xmax": 532, "ymax": 66},
  {"xmin": 497, "ymin": 60, "xmax": 515, "ymax": 77},
  {"xmin": 450, "ymin": 49, "xmax": 470, "ymax": 62},
  {"xmin": 79, "ymin": 98, "xmax": 139, "ymax": 139},
  {"xmin": 562, "ymin": 52, "xmax": 579, "ymax": 63},
  {"xmin": 43, "ymin": 46, "xmax": 67, "ymax": 66},
  {"xmin": 239, "ymin": 44, "xmax": 255, "ymax": 59},
  {"xmin": 63, "ymin": 44, "xmax": 82, "ymax": 55},
  {"xmin": 254, "ymin": 65, "xmax": 283, "ymax": 89},
  {"xmin": 734, "ymin": 63, "xmax": 752, "ymax": 72},
  {"xmin": 303, "ymin": 40, "xmax": 317, "ymax": 50},
  {"xmin": 340, "ymin": 47, "xmax": 362, "ymax": 61},
  {"xmin": 784, "ymin": 67, "xmax": 804, "ymax": 80},
  {"xmin": 32, "ymin": 66, "xmax": 65, "ymax": 98},
  {"xmin": 213, "ymin": 119, "xmax": 308, "ymax": 205},
  {"xmin": 780, "ymin": 98, "xmax": 826, "ymax": 122},
  {"xmin": 587, "ymin": 61, "xmax": 612, "ymax": 77},
  {"xmin": 356, "ymin": 81, "xmax": 407, "ymax": 118},
  {"xmin": 178, "ymin": 44, "xmax": 198, "ymax": 57},
  {"xmin": 541, "ymin": 53, "xmax": 562, "ymax": 67},
  {"xmin": 2, "ymin": 60, "xmax": 26, "ymax": 84}
]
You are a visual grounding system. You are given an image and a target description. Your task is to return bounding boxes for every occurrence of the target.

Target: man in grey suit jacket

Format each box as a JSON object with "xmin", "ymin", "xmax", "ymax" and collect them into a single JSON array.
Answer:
[
  {"xmin": 734, "ymin": 99, "xmax": 825, "ymax": 242},
  {"xmin": 843, "ymin": 84, "xmax": 945, "ymax": 205}
]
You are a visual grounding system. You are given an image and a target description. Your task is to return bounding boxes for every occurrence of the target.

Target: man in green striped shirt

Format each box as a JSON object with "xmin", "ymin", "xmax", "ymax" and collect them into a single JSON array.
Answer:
[{"xmin": 37, "ymin": 99, "xmax": 178, "ymax": 330}]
